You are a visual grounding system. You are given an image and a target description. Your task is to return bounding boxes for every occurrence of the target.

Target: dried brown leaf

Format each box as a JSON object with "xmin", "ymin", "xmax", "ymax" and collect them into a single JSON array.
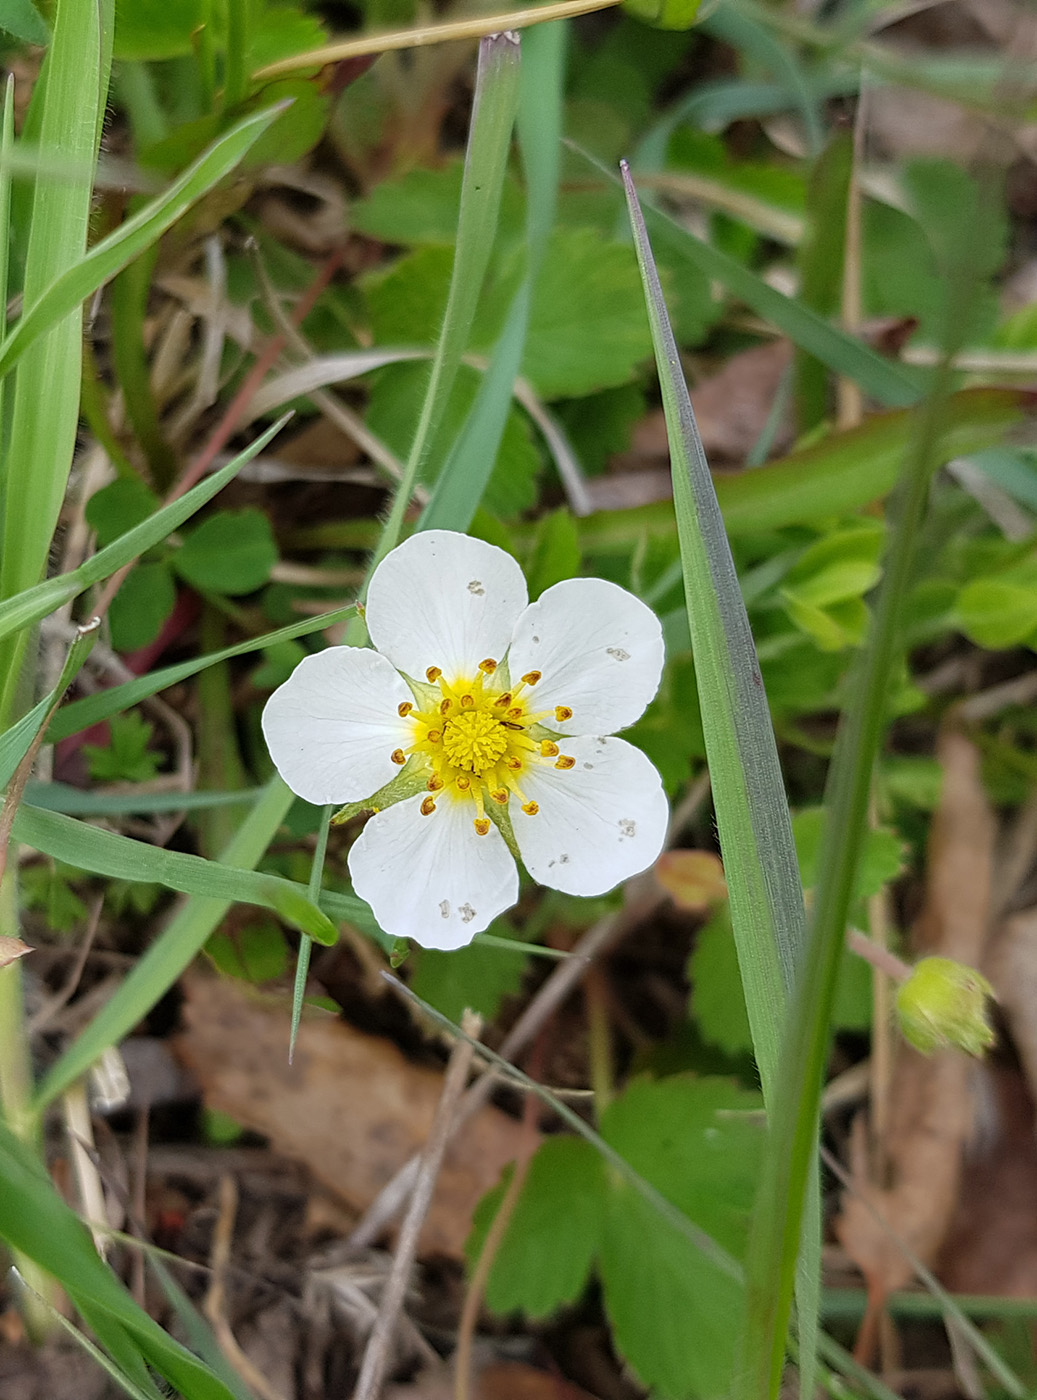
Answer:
[
  {"xmin": 0, "ymin": 936, "xmax": 31, "ymax": 969},
  {"xmin": 173, "ymin": 975, "xmax": 533, "ymax": 1258}
]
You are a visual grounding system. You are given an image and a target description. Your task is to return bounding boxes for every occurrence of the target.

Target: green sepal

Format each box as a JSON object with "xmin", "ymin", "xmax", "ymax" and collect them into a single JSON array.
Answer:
[
  {"xmin": 488, "ymin": 798, "xmax": 521, "ymax": 863},
  {"xmin": 330, "ymin": 760, "xmax": 431, "ymax": 825},
  {"xmin": 389, "ymin": 938, "xmax": 411, "ymax": 968}
]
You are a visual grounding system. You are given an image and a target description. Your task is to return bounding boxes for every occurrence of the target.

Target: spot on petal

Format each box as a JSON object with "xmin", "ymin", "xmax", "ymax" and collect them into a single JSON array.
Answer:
[
  {"xmin": 532, "ymin": 635, "xmax": 540, "ymax": 643},
  {"xmin": 467, "ymin": 579, "xmax": 485, "ymax": 595},
  {"xmin": 439, "ymin": 900, "xmax": 451, "ymax": 918},
  {"xmin": 459, "ymin": 903, "xmax": 476, "ymax": 923},
  {"xmin": 583, "ymin": 763, "xmax": 594, "ymax": 770},
  {"xmin": 618, "ymin": 819, "xmax": 636, "ymax": 838},
  {"xmin": 606, "ymin": 646, "xmax": 631, "ymax": 662}
]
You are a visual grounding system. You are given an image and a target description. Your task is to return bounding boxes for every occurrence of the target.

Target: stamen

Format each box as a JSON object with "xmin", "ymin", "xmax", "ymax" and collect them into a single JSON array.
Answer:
[
  {"xmin": 456, "ymin": 775, "xmax": 471, "ymax": 791},
  {"xmin": 493, "ymin": 693, "xmax": 512, "ymax": 709},
  {"xmin": 505, "ymin": 756, "xmax": 522, "ymax": 771},
  {"xmin": 539, "ymin": 740, "xmax": 559, "ymax": 757},
  {"xmin": 521, "ymin": 800, "xmax": 539, "ymax": 816},
  {"xmin": 420, "ymin": 796, "xmax": 437, "ymax": 816},
  {"xmin": 390, "ymin": 749, "xmax": 406, "ymax": 765},
  {"xmin": 490, "ymin": 789, "xmax": 509, "ymax": 804},
  {"xmin": 427, "ymin": 729, "xmax": 442, "ymax": 743},
  {"xmin": 554, "ymin": 706, "xmax": 573, "ymax": 722},
  {"xmin": 474, "ymin": 817, "xmax": 491, "ymax": 836},
  {"xmin": 507, "ymin": 707, "xmax": 523, "ymax": 719},
  {"xmin": 460, "ymin": 694, "xmax": 475, "ymax": 709},
  {"xmin": 426, "ymin": 666, "xmax": 442, "ymax": 683},
  {"xmin": 521, "ymin": 671, "xmax": 542, "ymax": 685},
  {"xmin": 555, "ymin": 755, "xmax": 576, "ymax": 770},
  {"xmin": 427, "ymin": 775, "xmax": 444, "ymax": 791},
  {"xmin": 479, "ymin": 658, "xmax": 497, "ymax": 674},
  {"xmin": 440, "ymin": 698, "xmax": 453, "ymax": 715},
  {"xmin": 398, "ymin": 701, "xmax": 413, "ymax": 717}
]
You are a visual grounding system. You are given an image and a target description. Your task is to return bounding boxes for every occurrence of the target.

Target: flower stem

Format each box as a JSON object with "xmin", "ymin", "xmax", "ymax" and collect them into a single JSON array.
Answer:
[{"xmin": 846, "ymin": 929, "xmax": 911, "ymax": 983}]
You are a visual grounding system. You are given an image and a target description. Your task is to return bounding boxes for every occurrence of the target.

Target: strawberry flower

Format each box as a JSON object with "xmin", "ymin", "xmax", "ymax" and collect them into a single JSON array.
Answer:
[{"xmin": 262, "ymin": 531, "xmax": 668, "ymax": 949}]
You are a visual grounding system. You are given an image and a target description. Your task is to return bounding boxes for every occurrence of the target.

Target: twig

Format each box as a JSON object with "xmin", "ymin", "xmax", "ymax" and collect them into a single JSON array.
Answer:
[
  {"xmin": 204, "ymin": 1174, "xmax": 287, "ymax": 1400},
  {"xmin": 352, "ymin": 1012, "xmax": 481, "ymax": 1400}
]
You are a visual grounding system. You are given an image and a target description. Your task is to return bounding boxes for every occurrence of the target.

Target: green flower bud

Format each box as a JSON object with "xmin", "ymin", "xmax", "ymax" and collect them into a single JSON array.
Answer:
[{"xmin": 895, "ymin": 956, "xmax": 996, "ymax": 1057}]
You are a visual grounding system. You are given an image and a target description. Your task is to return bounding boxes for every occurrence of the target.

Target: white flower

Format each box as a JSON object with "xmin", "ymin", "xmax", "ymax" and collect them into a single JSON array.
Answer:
[{"xmin": 262, "ymin": 530, "xmax": 668, "ymax": 950}]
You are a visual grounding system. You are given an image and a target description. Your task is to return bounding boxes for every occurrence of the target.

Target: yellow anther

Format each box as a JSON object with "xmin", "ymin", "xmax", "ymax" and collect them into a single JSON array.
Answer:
[
  {"xmin": 390, "ymin": 748, "xmax": 406, "ymax": 765},
  {"xmin": 521, "ymin": 671, "xmax": 542, "ymax": 685},
  {"xmin": 490, "ymin": 789, "xmax": 509, "ymax": 804},
  {"xmin": 420, "ymin": 796, "xmax": 437, "ymax": 816},
  {"xmin": 521, "ymin": 800, "xmax": 539, "ymax": 816},
  {"xmin": 427, "ymin": 729, "xmax": 442, "ymax": 743},
  {"xmin": 474, "ymin": 817, "xmax": 491, "ymax": 836},
  {"xmin": 555, "ymin": 755, "xmax": 576, "ymax": 770},
  {"xmin": 507, "ymin": 707, "xmax": 523, "ymax": 719},
  {"xmin": 440, "ymin": 698, "xmax": 453, "ymax": 715},
  {"xmin": 539, "ymin": 740, "xmax": 559, "ymax": 757},
  {"xmin": 479, "ymin": 658, "xmax": 498, "ymax": 674},
  {"xmin": 494, "ymin": 693, "xmax": 512, "ymax": 708},
  {"xmin": 456, "ymin": 775, "xmax": 471, "ymax": 791},
  {"xmin": 426, "ymin": 666, "xmax": 442, "ymax": 683},
  {"xmin": 398, "ymin": 701, "xmax": 413, "ymax": 717},
  {"xmin": 427, "ymin": 775, "xmax": 444, "ymax": 791},
  {"xmin": 460, "ymin": 694, "xmax": 475, "ymax": 709},
  {"xmin": 505, "ymin": 756, "xmax": 523, "ymax": 771},
  {"xmin": 554, "ymin": 706, "xmax": 573, "ymax": 722}
]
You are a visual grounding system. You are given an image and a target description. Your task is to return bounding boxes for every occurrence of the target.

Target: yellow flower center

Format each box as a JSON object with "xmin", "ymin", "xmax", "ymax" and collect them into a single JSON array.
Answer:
[
  {"xmin": 388, "ymin": 660, "xmax": 576, "ymax": 834},
  {"xmin": 441, "ymin": 708, "xmax": 510, "ymax": 774}
]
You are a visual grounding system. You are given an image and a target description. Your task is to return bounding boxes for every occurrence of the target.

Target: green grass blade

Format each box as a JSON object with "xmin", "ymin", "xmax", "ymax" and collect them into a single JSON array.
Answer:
[
  {"xmin": 22, "ymin": 783, "xmax": 268, "ymax": 816},
  {"xmin": 0, "ymin": 414, "xmax": 289, "ymax": 650},
  {"xmin": 12, "ymin": 802, "xmax": 341, "ymax": 939},
  {"xmin": 0, "ymin": 0, "xmax": 114, "ymax": 722},
  {"xmin": 578, "ymin": 146, "xmax": 920, "ymax": 408},
  {"xmin": 622, "ymin": 163, "xmax": 805, "ymax": 1086},
  {"xmin": 622, "ymin": 162, "xmax": 826, "ymax": 1398},
  {"xmin": 290, "ymin": 804, "xmax": 333, "ymax": 1060},
  {"xmin": 419, "ymin": 21, "xmax": 563, "ymax": 531},
  {"xmin": 736, "ymin": 187, "xmax": 1009, "ymax": 1400},
  {"xmin": 0, "ymin": 1116, "xmax": 239, "ymax": 1399},
  {"xmin": 373, "ymin": 31, "xmax": 522, "ymax": 568},
  {"xmin": 32, "ymin": 777, "xmax": 293, "ymax": 1109},
  {"xmin": 47, "ymin": 599, "xmax": 354, "ymax": 742},
  {"xmin": 0, "ymin": 103, "xmax": 286, "ymax": 385}
]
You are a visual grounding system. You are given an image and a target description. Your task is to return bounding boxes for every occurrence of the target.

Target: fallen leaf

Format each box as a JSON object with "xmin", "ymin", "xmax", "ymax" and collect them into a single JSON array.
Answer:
[
  {"xmin": 0, "ymin": 937, "xmax": 30, "ymax": 969},
  {"xmin": 835, "ymin": 727, "xmax": 994, "ymax": 1358},
  {"xmin": 654, "ymin": 851, "xmax": 727, "ymax": 914},
  {"xmin": 173, "ymin": 975, "xmax": 532, "ymax": 1258}
]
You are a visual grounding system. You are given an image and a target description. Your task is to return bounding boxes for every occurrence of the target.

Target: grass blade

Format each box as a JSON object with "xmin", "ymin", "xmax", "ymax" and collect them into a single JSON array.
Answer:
[
  {"xmin": 373, "ymin": 31, "xmax": 522, "ymax": 568},
  {"xmin": 0, "ymin": 414, "xmax": 289, "ymax": 649},
  {"xmin": 0, "ymin": 103, "xmax": 286, "ymax": 385}
]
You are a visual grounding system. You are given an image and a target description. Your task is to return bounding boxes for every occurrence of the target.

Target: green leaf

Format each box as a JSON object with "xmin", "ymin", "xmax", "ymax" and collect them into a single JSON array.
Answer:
[
  {"xmin": 108, "ymin": 560, "xmax": 177, "ymax": 653},
  {"xmin": 84, "ymin": 712, "xmax": 162, "ymax": 783},
  {"xmin": 621, "ymin": 0, "xmax": 701, "ymax": 30},
  {"xmin": 0, "ymin": 0, "xmax": 48, "ymax": 44},
  {"xmin": 113, "ymin": 0, "xmax": 202, "ymax": 59},
  {"xmin": 11, "ymin": 802, "xmax": 349, "ymax": 943},
  {"xmin": 86, "ymin": 478, "xmax": 161, "ymax": 546},
  {"xmin": 175, "ymin": 507, "xmax": 278, "ymax": 594},
  {"xmin": 207, "ymin": 918, "xmax": 289, "ymax": 982},
  {"xmin": 0, "ymin": 415, "xmax": 288, "ymax": 650},
  {"xmin": 780, "ymin": 523, "xmax": 884, "ymax": 610},
  {"xmin": 599, "ymin": 1077, "xmax": 763, "ymax": 1400},
  {"xmin": 690, "ymin": 906, "xmax": 753, "ymax": 1056},
  {"xmin": 956, "ymin": 575, "xmax": 1037, "ymax": 649},
  {"xmin": 352, "ymin": 160, "xmax": 526, "ymax": 248},
  {"xmin": 472, "ymin": 1137, "xmax": 606, "ymax": 1316},
  {"xmin": 793, "ymin": 809, "xmax": 906, "ymax": 902},
  {"xmin": 410, "ymin": 926, "xmax": 528, "ymax": 1023}
]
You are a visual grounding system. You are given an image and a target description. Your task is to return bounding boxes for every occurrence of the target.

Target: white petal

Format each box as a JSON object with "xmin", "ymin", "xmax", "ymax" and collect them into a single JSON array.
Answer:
[
  {"xmin": 513, "ymin": 736, "xmax": 668, "ymax": 896},
  {"xmin": 349, "ymin": 794, "xmax": 519, "ymax": 949},
  {"xmin": 507, "ymin": 578, "xmax": 664, "ymax": 735},
  {"xmin": 261, "ymin": 647, "xmax": 412, "ymax": 804},
  {"xmin": 366, "ymin": 530, "xmax": 528, "ymax": 682}
]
